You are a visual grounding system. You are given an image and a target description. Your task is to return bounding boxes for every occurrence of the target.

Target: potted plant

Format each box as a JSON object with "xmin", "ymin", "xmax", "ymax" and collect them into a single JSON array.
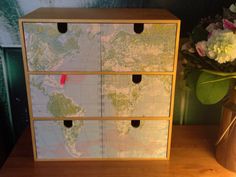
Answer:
[{"xmin": 181, "ymin": 3, "xmax": 236, "ymax": 172}]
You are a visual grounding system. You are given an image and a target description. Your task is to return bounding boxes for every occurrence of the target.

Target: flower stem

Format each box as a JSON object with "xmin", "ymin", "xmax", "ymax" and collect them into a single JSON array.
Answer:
[
  {"xmin": 202, "ymin": 69, "xmax": 236, "ymax": 76},
  {"xmin": 200, "ymin": 75, "xmax": 236, "ymax": 84}
]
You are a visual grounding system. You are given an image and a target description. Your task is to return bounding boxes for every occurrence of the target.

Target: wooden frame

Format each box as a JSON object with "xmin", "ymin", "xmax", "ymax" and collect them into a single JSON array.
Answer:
[
  {"xmin": 19, "ymin": 20, "xmax": 37, "ymax": 160},
  {"xmin": 33, "ymin": 117, "xmax": 171, "ymax": 120},
  {"xmin": 19, "ymin": 8, "xmax": 181, "ymax": 161}
]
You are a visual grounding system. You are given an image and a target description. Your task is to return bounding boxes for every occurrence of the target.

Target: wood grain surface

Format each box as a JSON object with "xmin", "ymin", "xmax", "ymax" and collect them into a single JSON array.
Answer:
[
  {"xmin": 0, "ymin": 125, "xmax": 235, "ymax": 177},
  {"xmin": 19, "ymin": 8, "xmax": 179, "ymax": 22}
]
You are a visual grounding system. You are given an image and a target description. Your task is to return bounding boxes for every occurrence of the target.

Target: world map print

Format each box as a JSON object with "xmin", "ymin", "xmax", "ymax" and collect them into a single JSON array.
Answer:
[
  {"xmin": 101, "ymin": 24, "xmax": 177, "ymax": 71},
  {"xmin": 24, "ymin": 23, "xmax": 176, "ymax": 72},
  {"xmin": 31, "ymin": 75, "xmax": 102, "ymax": 159},
  {"xmin": 34, "ymin": 120, "xmax": 169, "ymax": 159},
  {"xmin": 102, "ymin": 75, "xmax": 172, "ymax": 117},
  {"xmin": 24, "ymin": 23, "xmax": 100, "ymax": 71},
  {"xmin": 34, "ymin": 120, "xmax": 103, "ymax": 159},
  {"xmin": 103, "ymin": 120, "xmax": 169, "ymax": 158},
  {"xmin": 30, "ymin": 75, "xmax": 172, "ymax": 118},
  {"xmin": 31, "ymin": 74, "xmax": 171, "ymax": 159},
  {"xmin": 30, "ymin": 75, "xmax": 101, "ymax": 117},
  {"xmin": 27, "ymin": 23, "xmax": 174, "ymax": 159}
]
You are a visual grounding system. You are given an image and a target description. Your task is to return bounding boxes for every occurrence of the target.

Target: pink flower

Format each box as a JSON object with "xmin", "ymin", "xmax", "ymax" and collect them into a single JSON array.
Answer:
[
  {"xmin": 195, "ymin": 41, "xmax": 207, "ymax": 57},
  {"xmin": 223, "ymin": 19, "xmax": 236, "ymax": 31}
]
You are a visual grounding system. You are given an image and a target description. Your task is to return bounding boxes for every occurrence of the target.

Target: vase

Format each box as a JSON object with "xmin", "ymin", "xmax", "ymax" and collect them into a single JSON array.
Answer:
[{"xmin": 216, "ymin": 88, "xmax": 236, "ymax": 172}]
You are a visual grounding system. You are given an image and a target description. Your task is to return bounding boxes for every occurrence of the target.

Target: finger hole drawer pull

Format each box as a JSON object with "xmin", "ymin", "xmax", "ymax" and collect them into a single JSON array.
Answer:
[
  {"xmin": 64, "ymin": 120, "xmax": 73, "ymax": 128},
  {"xmin": 131, "ymin": 120, "xmax": 140, "ymax": 128},
  {"xmin": 134, "ymin": 23, "xmax": 144, "ymax": 34},
  {"xmin": 132, "ymin": 74, "xmax": 142, "ymax": 84},
  {"xmin": 57, "ymin": 23, "xmax": 68, "ymax": 33}
]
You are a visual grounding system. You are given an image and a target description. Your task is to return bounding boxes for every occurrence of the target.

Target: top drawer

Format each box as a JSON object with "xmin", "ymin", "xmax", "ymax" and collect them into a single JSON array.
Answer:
[
  {"xmin": 23, "ymin": 23, "xmax": 101, "ymax": 71},
  {"xmin": 23, "ymin": 23, "xmax": 177, "ymax": 72},
  {"xmin": 101, "ymin": 24, "xmax": 177, "ymax": 72}
]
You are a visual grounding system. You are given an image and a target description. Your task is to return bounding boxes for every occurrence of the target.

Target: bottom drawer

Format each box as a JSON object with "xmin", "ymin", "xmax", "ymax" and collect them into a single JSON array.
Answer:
[
  {"xmin": 34, "ymin": 120, "xmax": 103, "ymax": 159},
  {"xmin": 34, "ymin": 120, "xmax": 169, "ymax": 160},
  {"xmin": 103, "ymin": 120, "xmax": 169, "ymax": 158}
]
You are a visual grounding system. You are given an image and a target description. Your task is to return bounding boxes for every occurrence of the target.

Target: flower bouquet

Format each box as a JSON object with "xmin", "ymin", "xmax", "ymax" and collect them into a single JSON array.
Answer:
[{"xmin": 181, "ymin": 3, "xmax": 236, "ymax": 105}]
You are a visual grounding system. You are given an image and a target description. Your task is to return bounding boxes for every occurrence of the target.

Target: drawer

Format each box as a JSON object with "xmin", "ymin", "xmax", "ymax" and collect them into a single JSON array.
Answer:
[
  {"xmin": 24, "ymin": 23, "xmax": 100, "ymax": 71},
  {"xmin": 34, "ymin": 120, "xmax": 169, "ymax": 159},
  {"xmin": 103, "ymin": 120, "xmax": 169, "ymax": 158},
  {"xmin": 30, "ymin": 75, "xmax": 101, "ymax": 118},
  {"xmin": 102, "ymin": 75, "xmax": 172, "ymax": 117},
  {"xmin": 101, "ymin": 24, "xmax": 177, "ymax": 72},
  {"xmin": 34, "ymin": 120, "xmax": 102, "ymax": 159}
]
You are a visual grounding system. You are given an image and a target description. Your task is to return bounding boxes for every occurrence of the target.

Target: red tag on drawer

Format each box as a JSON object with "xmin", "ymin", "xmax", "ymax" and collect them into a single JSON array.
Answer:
[{"xmin": 60, "ymin": 74, "xmax": 67, "ymax": 86}]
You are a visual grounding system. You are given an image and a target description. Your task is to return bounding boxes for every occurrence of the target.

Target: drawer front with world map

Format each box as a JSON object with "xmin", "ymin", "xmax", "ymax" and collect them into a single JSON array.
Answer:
[
  {"xmin": 19, "ymin": 8, "xmax": 180, "ymax": 161},
  {"xmin": 101, "ymin": 24, "xmax": 177, "ymax": 72},
  {"xmin": 34, "ymin": 120, "xmax": 103, "ymax": 159},
  {"xmin": 102, "ymin": 75, "xmax": 172, "ymax": 117},
  {"xmin": 103, "ymin": 120, "xmax": 169, "ymax": 158},
  {"xmin": 24, "ymin": 23, "xmax": 101, "ymax": 71},
  {"xmin": 29, "ymin": 75, "xmax": 101, "ymax": 118},
  {"xmin": 30, "ymin": 74, "xmax": 172, "ymax": 118},
  {"xmin": 34, "ymin": 120, "xmax": 168, "ymax": 159},
  {"xmin": 23, "ymin": 23, "xmax": 176, "ymax": 72}
]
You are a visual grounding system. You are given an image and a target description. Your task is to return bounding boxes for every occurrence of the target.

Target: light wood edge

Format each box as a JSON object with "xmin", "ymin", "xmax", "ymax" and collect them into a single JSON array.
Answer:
[
  {"xmin": 34, "ymin": 157, "xmax": 168, "ymax": 161},
  {"xmin": 19, "ymin": 19, "xmax": 30, "ymax": 71},
  {"xmin": 28, "ymin": 71, "xmax": 174, "ymax": 75},
  {"xmin": 166, "ymin": 20, "xmax": 181, "ymax": 160},
  {"xmin": 20, "ymin": 19, "xmax": 179, "ymax": 24},
  {"xmin": 32, "ymin": 117, "xmax": 171, "ymax": 121},
  {"xmin": 19, "ymin": 20, "xmax": 37, "ymax": 161}
]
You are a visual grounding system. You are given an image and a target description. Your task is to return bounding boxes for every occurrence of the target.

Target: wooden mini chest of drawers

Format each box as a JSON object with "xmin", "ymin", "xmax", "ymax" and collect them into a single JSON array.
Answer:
[{"xmin": 19, "ymin": 8, "xmax": 180, "ymax": 161}]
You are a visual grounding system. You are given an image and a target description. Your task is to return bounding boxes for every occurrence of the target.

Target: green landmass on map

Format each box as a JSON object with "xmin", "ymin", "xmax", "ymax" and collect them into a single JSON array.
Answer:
[{"xmin": 47, "ymin": 92, "xmax": 83, "ymax": 117}]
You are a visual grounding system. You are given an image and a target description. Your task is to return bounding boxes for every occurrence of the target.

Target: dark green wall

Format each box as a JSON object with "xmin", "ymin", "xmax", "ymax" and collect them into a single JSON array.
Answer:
[
  {"xmin": 3, "ymin": 48, "xmax": 28, "ymax": 138},
  {"xmin": 0, "ymin": 48, "xmax": 28, "ymax": 167}
]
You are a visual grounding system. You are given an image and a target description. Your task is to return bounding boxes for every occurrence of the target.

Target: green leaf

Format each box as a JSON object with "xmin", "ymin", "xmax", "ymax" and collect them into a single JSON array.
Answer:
[{"xmin": 196, "ymin": 72, "xmax": 231, "ymax": 104}]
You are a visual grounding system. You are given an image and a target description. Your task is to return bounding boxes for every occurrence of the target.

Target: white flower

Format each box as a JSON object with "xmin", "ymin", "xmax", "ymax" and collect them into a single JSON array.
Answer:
[
  {"xmin": 229, "ymin": 3, "xmax": 236, "ymax": 13},
  {"xmin": 207, "ymin": 50, "xmax": 216, "ymax": 59},
  {"xmin": 206, "ymin": 29, "xmax": 236, "ymax": 63}
]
